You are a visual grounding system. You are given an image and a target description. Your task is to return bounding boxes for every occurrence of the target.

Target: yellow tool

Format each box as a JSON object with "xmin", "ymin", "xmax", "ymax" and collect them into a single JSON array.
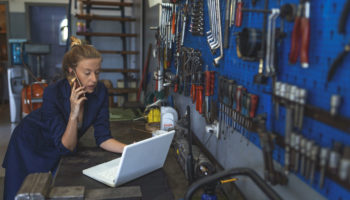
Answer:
[{"xmin": 220, "ymin": 178, "xmax": 239, "ymax": 184}]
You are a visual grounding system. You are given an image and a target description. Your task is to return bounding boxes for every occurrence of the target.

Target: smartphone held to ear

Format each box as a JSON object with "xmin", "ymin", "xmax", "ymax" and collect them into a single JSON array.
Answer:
[{"xmin": 67, "ymin": 70, "xmax": 86, "ymax": 97}]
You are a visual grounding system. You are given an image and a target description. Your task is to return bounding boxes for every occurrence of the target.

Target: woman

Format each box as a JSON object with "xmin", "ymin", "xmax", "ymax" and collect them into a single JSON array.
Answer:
[{"xmin": 2, "ymin": 36, "xmax": 126, "ymax": 200}]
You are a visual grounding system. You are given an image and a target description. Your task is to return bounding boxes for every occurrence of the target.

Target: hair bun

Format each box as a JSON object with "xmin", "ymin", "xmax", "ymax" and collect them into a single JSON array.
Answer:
[{"xmin": 70, "ymin": 36, "xmax": 82, "ymax": 48}]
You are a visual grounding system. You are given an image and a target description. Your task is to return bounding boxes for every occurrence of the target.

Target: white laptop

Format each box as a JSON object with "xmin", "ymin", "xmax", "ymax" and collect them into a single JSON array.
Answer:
[{"xmin": 82, "ymin": 130, "xmax": 175, "ymax": 187}]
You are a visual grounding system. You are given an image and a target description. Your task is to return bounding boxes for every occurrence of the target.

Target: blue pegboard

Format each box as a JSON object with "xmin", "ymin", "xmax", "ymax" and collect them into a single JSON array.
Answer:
[{"xmin": 170, "ymin": 0, "xmax": 350, "ymax": 199}]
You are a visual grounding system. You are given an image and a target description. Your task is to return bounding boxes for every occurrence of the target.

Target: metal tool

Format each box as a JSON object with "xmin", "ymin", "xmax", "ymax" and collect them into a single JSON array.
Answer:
[
  {"xmin": 339, "ymin": 146, "xmax": 350, "ymax": 181},
  {"xmin": 304, "ymin": 140, "xmax": 314, "ymax": 178},
  {"xmin": 274, "ymin": 81, "xmax": 281, "ymax": 119},
  {"xmin": 284, "ymin": 84, "xmax": 294, "ymax": 175},
  {"xmin": 181, "ymin": 0, "xmax": 189, "ymax": 46},
  {"xmin": 265, "ymin": 8, "xmax": 280, "ymax": 76},
  {"xmin": 257, "ymin": 115, "xmax": 287, "ymax": 185},
  {"xmin": 293, "ymin": 134, "xmax": 301, "ymax": 172},
  {"xmin": 309, "ymin": 144, "xmax": 319, "ymax": 183},
  {"xmin": 224, "ymin": 0, "xmax": 232, "ymax": 48},
  {"xmin": 329, "ymin": 142, "xmax": 342, "ymax": 176},
  {"xmin": 319, "ymin": 147, "xmax": 330, "ymax": 188},
  {"xmin": 229, "ymin": 0, "xmax": 237, "ymax": 27},
  {"xmin": 299, "ymin": 137, "xmax": 307, "ymax": 175},
  {"xmin": 297, "ymin": 88, "xmax": 307, "ymax": 130},
  {"xmin": 330, "ymin": 94, "xmax": 342, "ymax": 116}
]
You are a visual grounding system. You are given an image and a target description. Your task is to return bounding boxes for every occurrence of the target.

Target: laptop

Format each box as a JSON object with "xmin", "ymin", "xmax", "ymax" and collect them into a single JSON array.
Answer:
[{"xmin": 82, "ymin": 130, "xmax": 175, "ymax": 187}]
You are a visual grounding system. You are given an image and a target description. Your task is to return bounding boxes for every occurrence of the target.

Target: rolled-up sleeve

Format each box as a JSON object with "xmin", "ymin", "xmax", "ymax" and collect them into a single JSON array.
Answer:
[
  {"xmin": 93, "ymin": 86, "xmax": 113, "ymax": 146},
  {"xmin": 41, "ymin": 86, "xmax": 74, "ymax": 155}
]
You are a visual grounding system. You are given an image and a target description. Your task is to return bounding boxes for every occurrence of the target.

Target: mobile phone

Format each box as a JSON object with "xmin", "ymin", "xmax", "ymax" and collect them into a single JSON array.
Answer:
[
  {"xmin": 72, "ymin": 70, "xmax": 83, "ymax": 88},
  {"xmin": 67, "ymin": 70, "xmax": 85, "ymax": 97}
]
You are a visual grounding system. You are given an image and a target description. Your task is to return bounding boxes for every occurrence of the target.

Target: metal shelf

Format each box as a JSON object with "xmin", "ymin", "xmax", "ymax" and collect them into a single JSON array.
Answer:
[
  {"xmin": 76, "ymin": 14, "xmax": 136, "ymax": 22},
  {"xmin": 77, "ymin": 32, "xmax": 137, "ymax": 37},
  {"xmin": 81, "ymin": 0, "xmax": 134, "ymax": 7}
]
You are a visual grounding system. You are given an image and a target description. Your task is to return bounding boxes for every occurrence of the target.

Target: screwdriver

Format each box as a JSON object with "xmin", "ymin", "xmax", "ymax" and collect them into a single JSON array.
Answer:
[
  {"xmin": 249, "ymin": 94, "xmax": 259, "ymax": 119},
  {"xmin": 205, "ymin": 67, "xmax": 211, "ymax": 119},
  {"xmin": 235, "ymin": 0, "xmax": 243, "ymax": 27}
]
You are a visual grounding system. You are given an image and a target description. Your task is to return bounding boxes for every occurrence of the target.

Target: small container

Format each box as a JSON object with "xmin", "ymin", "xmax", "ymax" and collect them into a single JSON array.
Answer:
[{"xmin": 152, "ymin": 130, "xmax": 167, "ymax": 137}]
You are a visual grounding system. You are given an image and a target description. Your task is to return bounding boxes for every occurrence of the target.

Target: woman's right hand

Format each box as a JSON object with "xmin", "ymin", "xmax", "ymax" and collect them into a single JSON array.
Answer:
[{"xmin": 70, "ymin": 82, "xmax": 87, "ymax": 120}]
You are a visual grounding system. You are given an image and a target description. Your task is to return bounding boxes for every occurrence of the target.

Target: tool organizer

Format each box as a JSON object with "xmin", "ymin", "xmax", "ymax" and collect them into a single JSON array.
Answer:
[{"xmin": 164, "ymin": 0, "xmax": 350, "ymax": 199}]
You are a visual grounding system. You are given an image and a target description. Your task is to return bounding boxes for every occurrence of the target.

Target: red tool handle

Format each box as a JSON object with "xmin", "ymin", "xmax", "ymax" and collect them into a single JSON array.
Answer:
[
  {"xmin": 300, "ymin": 2, "xmax": 310, "ymax": 68},
  {"xmin": 249, "ymin": 94, "xmax": 259, "ymax": 118},
  {"xmin": 289, "ymin": 16, "xmax": 301, "ymax": 64},
  {"xmin": 205, "ymin": 71, "xmax": 211, "ymax": 96},
  {"xmin": 172, "ymin": 12, "xmax": 176, "ymax": 35},
  {"xmin": 191, "ymin": 84, "xmax": 196, "ymax": 102},
  {"xmin": 235, "ymin": 0, "xmax": 243, "ymax": 27},
  {"xmin": 174, "ymin": 76, "xmax": 178, "ymax": 93},
  {"xmin": 210, "ymin": 72, "xmax": 215, "ymax": 96},
  {"xmin": 198, "ymin": 86, "xmax": 203, "ymax": 114}
]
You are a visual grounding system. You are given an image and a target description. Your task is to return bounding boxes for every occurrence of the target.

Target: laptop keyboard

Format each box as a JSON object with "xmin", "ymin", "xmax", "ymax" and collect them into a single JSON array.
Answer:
[{"xmin": 97, "ymin": 158, "xmax": 121, "ymax": 181}]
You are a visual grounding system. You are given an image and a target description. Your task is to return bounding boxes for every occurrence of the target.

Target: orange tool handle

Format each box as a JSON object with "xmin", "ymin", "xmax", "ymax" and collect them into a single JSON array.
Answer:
[
  {"xmin": 249, "ymin": 94, "xmax": 259, "ymax": 118},
  {"xmin": 191, "ymin": 84, "xmax": 196, "ymax": 102},
  {"xmin": 289, "ymin": 17, "xmax": 301, "ymax": 64},
  {"xmin": 172, "ymin": 12, "xmax": 176, "ymax": 35},
  {"xmin": 235, "ymin": 0, "xmax": 243, "ymax": 27},
  {"xmin": 174, "ymin": 84, "xmax": 178, "ymax": 93},
  {"xmin": 174, "ymin": 77, "xmax": 178, "ymax": 93},
  {"xmin": 198, "ymin": 86, "xmax": 204, "ymax": 114},
  {"xmin": 210, "ymin": 72, "xmax": 215, "ymax": 96}
]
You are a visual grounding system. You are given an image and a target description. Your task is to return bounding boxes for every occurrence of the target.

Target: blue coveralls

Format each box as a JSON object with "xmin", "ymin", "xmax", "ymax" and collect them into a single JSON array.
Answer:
[{"xmin": 2, "ymin": 79, "xmax": 113, "ymax": 200}]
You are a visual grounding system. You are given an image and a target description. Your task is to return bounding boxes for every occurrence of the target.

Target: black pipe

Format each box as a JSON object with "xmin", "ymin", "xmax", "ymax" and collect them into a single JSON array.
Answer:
[
  {"xmin": 184, "ymin": 168, "xmax": 282, "ymax": 200},
  {"xmin": 259, "ymin": 0, "xmax": 269, "ymax": 59},
  {"xmin": 186, "ymin": 106, "xmax": 194, "ymax": 183}
]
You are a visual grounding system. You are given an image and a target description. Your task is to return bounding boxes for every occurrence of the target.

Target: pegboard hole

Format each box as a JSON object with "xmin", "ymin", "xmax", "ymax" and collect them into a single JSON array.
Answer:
[
  {"xmin": 327, "ymin": 57, "xmax": 332, "ymax": 65},
  {"xmin": 326, "ymin": 188, "xmax": 329, "ymax": 195},
  {"xmin": 338, "ymin": 197, "xmax": 342, "ymax": 200},
  {"xmin": 294, "ymin": 76, "xmax": 297, "ymax": 81},
  {"xmin": 320, "ymin": 4, "xmax": 324, "ymax": 12},
  {"xmin": 330, "ymin": 30, "xmax": 334, "ymax": 40},
  {"xmin": 332, "ymin": 3, "xmax": 337, "ymax": 13},
  {"xmin": 308, "ymin": 128, "xmax": 312, "ymax": 133},
  {"xmin": 337, "ymin": 86, "xmax": 341, "ymax": 93},
  {"xmin": 313, "ymin": 80, "xmax": 317, "ymax": 88},
  {"xmin": 317, "ymin": 30, "xmax": 323, "ymax": 37},
  {"xmin": 303, "ymin": 78, "xmax": 307, "ymax": 85},
  {"xmin": 315, "ymin": 56, "xmax": 320, "ymax": 64},
  {"xmin": 319, "ymin": 133, "xmax": 323, "ymax": 140}
]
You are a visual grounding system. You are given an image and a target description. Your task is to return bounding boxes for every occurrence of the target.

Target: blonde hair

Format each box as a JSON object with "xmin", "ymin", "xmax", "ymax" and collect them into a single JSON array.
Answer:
[{"xmin": 62, "ymin": 36, "xmax": 101, "ymax": 76}]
